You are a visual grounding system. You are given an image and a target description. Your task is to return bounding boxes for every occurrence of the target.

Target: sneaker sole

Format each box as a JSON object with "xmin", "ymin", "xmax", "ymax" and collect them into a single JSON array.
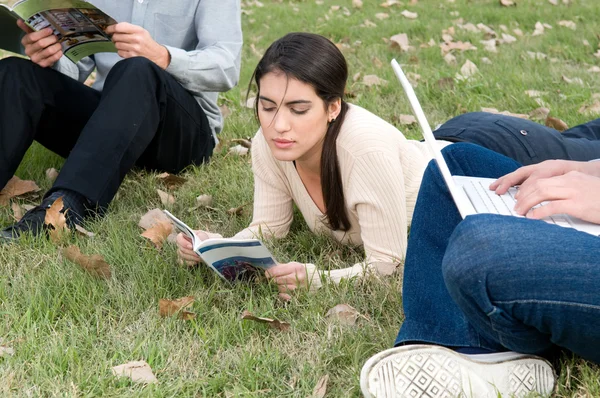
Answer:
[{"xmin": 360, "ymin": 345, "xmax": 556, "ymax": 398}]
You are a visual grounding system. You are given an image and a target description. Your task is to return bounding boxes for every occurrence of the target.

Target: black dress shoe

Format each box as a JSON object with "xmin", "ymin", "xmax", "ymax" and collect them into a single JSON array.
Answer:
[{"xmin": 0, "ymin": 198, "xmax": 54, "ymax": 242}]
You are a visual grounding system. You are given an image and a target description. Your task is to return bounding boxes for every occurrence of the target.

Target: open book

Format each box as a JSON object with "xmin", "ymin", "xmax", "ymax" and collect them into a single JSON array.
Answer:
[
  {"xmin": 0, "ymin": 0, "xmax": 117, "ymax": 63},
  {"xmin": 163, "ymin": 210, "xmax": 278, "ymax": 282}
]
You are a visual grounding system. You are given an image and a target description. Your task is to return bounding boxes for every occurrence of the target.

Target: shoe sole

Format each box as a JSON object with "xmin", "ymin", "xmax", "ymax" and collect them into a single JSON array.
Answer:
[{"xmin": 360, "ymin": 345, "xmax": 556, "ymax": 398}]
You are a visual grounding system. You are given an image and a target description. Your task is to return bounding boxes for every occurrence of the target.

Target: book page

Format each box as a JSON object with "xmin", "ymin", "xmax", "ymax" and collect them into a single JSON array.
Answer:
[{"xmin": 0, "ymin": 5, "xmax": 22, "ymax": 54}]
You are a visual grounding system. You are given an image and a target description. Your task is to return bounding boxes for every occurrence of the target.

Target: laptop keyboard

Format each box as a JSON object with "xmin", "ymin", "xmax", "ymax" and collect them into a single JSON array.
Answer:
[{"xmin": 463, "ymin": 180, "xmax": 571, "ymax": 227}]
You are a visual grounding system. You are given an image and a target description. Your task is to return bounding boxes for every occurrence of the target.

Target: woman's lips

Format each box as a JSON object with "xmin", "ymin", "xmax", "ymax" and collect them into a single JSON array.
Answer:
[{"xmin": 273, "ymin": 138, "xmax": 294, "ymax": 149}]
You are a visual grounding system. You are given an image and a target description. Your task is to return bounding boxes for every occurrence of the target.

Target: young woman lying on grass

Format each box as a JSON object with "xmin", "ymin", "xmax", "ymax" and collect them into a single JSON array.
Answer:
[{"xmin": 176, "ymin": 32, "xmax": 600, "ymax": 298}]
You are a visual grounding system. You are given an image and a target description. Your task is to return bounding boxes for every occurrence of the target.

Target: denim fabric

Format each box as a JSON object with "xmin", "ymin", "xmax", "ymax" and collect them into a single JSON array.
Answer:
[
  {"xmin": 395, "ymin": 143, "xmax": 600, "ymax": 364},
  {"xmin": 433, "ymin": 112, "xmax": 600, "ymax": 165}
]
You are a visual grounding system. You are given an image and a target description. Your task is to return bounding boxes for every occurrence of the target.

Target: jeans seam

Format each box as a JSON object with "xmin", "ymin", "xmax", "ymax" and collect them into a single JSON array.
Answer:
[{"xmin": 494, "ymin": 299, "xmax": 600, "ymax": 311}]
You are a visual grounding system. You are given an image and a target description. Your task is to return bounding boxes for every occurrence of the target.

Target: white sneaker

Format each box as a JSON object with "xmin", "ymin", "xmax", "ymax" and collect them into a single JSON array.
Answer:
[{"xmin": 360, "ymin": 344, "xmax": 556, "ymax": 398}]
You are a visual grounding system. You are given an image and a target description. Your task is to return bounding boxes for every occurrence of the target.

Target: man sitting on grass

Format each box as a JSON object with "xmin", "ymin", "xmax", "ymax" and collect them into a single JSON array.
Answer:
[
  {"xmin": 361, "ymin": 143, "xmax": 600, "ymax": 398},
  {"xmin": 0, "ymin": 0, "xmax": 242, "ymax": 241}
]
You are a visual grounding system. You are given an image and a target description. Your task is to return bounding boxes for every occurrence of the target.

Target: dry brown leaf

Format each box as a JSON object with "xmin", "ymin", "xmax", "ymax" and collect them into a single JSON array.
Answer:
[
  {"xmin": 439, "ymin": 41, "xmax": 477, "ymax": 56},
  {"xmin": 363, "ymin": 75, "xmax": 388, "ymax": 87},
  {"xmin": 481, "ymin": 57, "xmax": 493, "ymax": 65},
  {"xmin": 562, "ymin": 75, "xmax": 584, "ymax": 85},
  {"xmin": 527, "ymin": 51, "xmax": 547, "ymax": 60},
  {"xmin": 241, "ymin": 310, "xmax": 290, "ymax": 331},
  {"xmin": 157, "ymin": 189, "xmax": 175, "ymax": 206},
  {"xmin": 525, "ymin": 90, "xmax": 547, "ymax": 98},
  {"xmin": 245, "ymin": 96, "xmax": 256, "ymax": 108},
  {"xmin": 139, "ymin": 208, "xmax": 171, "ymax": 230},
  {"xmin": 62, "ymin": 245, "xmax": 111, "ymax": 279},
  {"xmin": 548, "ymin": 0, "xmax": 558, "ymax": 4},
  {"xmin": 231, "ymin": 138, "xmax": 253, "ymax": 149},
  {"xmin": 529, "ymin": 107, "xmax": 550, "ymax": 120},
  {"xmin": 397, "ymin": 114, "xmax": 417, "ymax": 125},
  {"xmin": 325, "ymin": 304, "xmax": 361, "ymax": 326},
  {"xmin": 437, "ymin": 77, "xmax": 455, "ymax": 90},
  {"xmin": 390, "ymin": 33, "xmax": 412, "ymax": 52},
  {"xmin": 372, "ymin": 57, "xmax": 383, "ymax": 69},
  {"xmin": 459, "ymin": 23, "xmax": 479, "ymax": 33},
  {"xmin": 156, "ymin": 172, "xmax": 187, "ymax": 190},
  {"xmin": 375, "ymin": 13, "xmax": 389, "ymax": 20},
  {"xmin": 578, "ymin": 101, "xmax": 600, "ymax": 116},
  {"xmin": 545, "ymin": 116, "xmax": 569, "ymax": 132},
  {"xmin": 558, "ymin": 20, "xmax": 576, "ymax": 30},
  {"xmin": 443, "ymin": 53, "xmax": 457, "ymax": 66},
  {"xmin": 196, "ymin": 194, "xmax": 214, "ymax": 207},
  {"xmin": 0, "ymin": 345, "xmax": 15, "ymax": 357},
  {"xmin": 11, "ymin": 202, "xmax": 22, "ymax": 222},
  {"xmin": 45, "ymin": 197, "xmax": 69, "ymax": 242},
  {"xmin": 500, "ymin": 33, "xmax": 517, "ymax": 44},
  {"xmin": 219, "ymin": 104, "xmax": 232, "ymax": 119},
  {"xmin": 112, "ymin": 361, "xmax": 157, "ymax": 384},
  {"xmin": 352, "ymin": 0, "xmax": 363, "ymax": 8},
  {"xmin": 588, "ymin": 66, "xmax": 600, "ymax": 73},
  {"xmin": 45, "ymin": 168, "xmax": 59, "ymax": 182},
  {"xmin": 228, "ymin": 145, "xmax": 249, "ymax": 156},
  {"xmin": 400, "ymin": 10, "xmax": 417, "ymax": 19},
  {"xmin": 311, "ymin": 375, "xmax": 329, "ymax": 398},
  {"xmin": 141, "ymin": 220, "xmax": 173, "ymax": 249},
  {"xmin": 379, "ymin": 0, "xmax": 400, "ymax": 7},
  {"xmin": 360, "ymin": 19, "xmax": 377, "ymax": 28},
  {"xmin": 159, "ymin": 296, "xmax": 196, "ymax": 320},
  {"xmin": 456, "ymin": 60, "xmax": 478, "ymax": 80},
  {"xmin": 75, "ymin": 224, "xmax": 95, "ymax": 238},
  {"xmin": 532, "ymin": 21, "xmax": 545, "ymax": 36},
  {"xmin": 480, "ymin": 39, "xmax": 497, "ymax": 53},
  {"xmin": 227, "ymin": 203, "xmax": 247, "ymax": 216},
  {"xmin": 513, "ymin": 28, "xmax": 523, "ymax": 36},
  {"xmin": 477, "ymin": 23, "xmax": 496, "ymax": 36},
  {"xmin": 0, "ymin": 176, "xmax": 40, "ymax": 206},
  {"xmin": 499, "ymin": 0, "xmax": 515, "ymax": 6}
]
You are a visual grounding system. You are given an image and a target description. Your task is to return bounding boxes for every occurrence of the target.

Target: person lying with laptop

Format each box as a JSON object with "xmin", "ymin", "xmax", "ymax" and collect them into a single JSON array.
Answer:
[{"xmin": 360, "ymin": 142, "xmax": 600, "ymax": 398}]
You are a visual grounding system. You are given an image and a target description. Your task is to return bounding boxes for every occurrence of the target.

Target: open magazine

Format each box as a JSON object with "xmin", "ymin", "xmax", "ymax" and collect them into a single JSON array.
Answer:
[
  {"xmin": 0, "ymin": 0, "xmax": 117, "ymax": 63},
  {"xmin": 163, "ymin": 210, "xmax": 278, "ymax": 282}
]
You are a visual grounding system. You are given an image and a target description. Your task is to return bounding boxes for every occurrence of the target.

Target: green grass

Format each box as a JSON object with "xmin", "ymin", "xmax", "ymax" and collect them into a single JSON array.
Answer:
[{"xmin": 2, "ymin": 0, "xmax": 600, "ymax": 396}]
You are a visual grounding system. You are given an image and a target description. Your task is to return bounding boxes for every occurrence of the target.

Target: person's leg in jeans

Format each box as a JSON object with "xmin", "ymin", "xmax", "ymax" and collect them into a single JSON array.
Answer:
[
  {"xmin": 1, "ymin": 56, "xmax": 213, "ymax": 239},
  {"xmin": 396, "ymin": 143, "xmax": 521, "ymax": 350},
  {"xmin": 433, "ymin": 112, "xmax": 600, "ymax": 165},
  {"xmin": 361, "ymin": 144, "xmax": 556, "ymax": 398},
  {"xmin": 443, "ymin": 214, "xmax": 600, "ymax": 364}
]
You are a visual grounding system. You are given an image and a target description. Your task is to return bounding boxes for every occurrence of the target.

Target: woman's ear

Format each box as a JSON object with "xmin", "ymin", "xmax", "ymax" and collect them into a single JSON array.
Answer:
[{"xmin": 328, "ymin": 98, "xmax": 342, "ymax": 122}]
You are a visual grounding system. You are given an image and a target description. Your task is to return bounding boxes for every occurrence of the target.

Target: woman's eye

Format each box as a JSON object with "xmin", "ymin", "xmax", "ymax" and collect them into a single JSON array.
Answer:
[
  {"xmin": 291, "ymin": 109, "xmax": 308, "ymax": 115},
  {"xmin": 261, "ymin": 107, "xmax": 276, "ymax": 112}
]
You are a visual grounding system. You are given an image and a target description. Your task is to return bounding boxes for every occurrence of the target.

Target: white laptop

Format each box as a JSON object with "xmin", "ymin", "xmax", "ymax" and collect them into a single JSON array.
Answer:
[{"xmin": 391, "ymin": 58, "xmax": 600, "ymax": 236}]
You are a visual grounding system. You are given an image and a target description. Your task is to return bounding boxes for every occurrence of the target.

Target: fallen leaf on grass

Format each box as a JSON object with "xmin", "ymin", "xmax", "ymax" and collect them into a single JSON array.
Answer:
[
  {"xmin": 228, "ymin": 145, "xmax": 249, "ymax": 156},
  {"xmin": 456, "ymin": 60, "xmax": 478, "ymax": 81},
  {"xmin": 45, "ymin": 168, "xmax": 59, "ymax": 182},
  {"xmin": 578, "ymin": 101, "xmax": 600, "ymax": 116},
  {"xmin": 45, "ymin": 197, "xmax": 69, "ymax": 242},
  {"xmin": 156, "ymin": 172, "xmax": 187, "ymax": 190},
  {"xmin": 558, "ymin": 20, "xmax": 576, "ymax": 30},
  {"xmin": 219, "ymin": 104, "xmax": 232, "ymax": 119},
  {"xmin": 227, "ymin": 203, "xmax": 247, "ymax": 216},
  {"xmin": 11, "ymin": 202, "xmax": 22, "ymax": 222},
  {"xmin": 588, "ymin": 66, "xmax": 600, "ymax": 73},
  {"xmin": 62, "ymin": 245, "xmax": 111, "ymax": 279},
  {"xmin": 380, "ymin": 0, "xmax": 400, "ymax": 7},
  {"xmin": 159, "ymin": 296, "xmax": 196, "ymax": 320},
  {"xmin": 443, "ymin": 53, "xmax": 457, "ymax": 66},
  {"xmin": 112, "ymin": 361, "xmax": 157, "ymax": 384},
  {"xmin": 0, "ymin": 345, "xmax": 14, "ymax": 357},
  {"xmin": 325, "ymin": 304, "xmax": 361, "ymax": 326},
  {"xmin": 439, "ymin": 41, "xmax": 477, "ymax": 56},
  {"xmin": 524, "ymin": 90, "xmax": 547, "ymax": 98},
  {"xmin": 241, "ymin": 310, "xmax": 290, "ymax": 331},
  {"xmin": 375, "ymin": 13, "xmax": 389, "ymax": 20},
  {"xmin": 363, "ymin": 75, "xmax": 388, "ymax": 87},
  {"xmin": 141, "ymin": 220, "xmax": 173, "ymax": 249},
  {"xmin": 529, "ymin": 107, "xmax": 550, "ymax": 120},
  {"xmin": 352, "ymin": 0, "xmax": 362, "ymax": 8},
  {"xmin": 74, "ymin": 224, "xmax": 95, "ymax": 238},
  {"xmin": 196, "ymin": 194, "xmax": 213, "ymax": 207},
  {"xmin": 532, "ymin": 21, "xmax": 545, "ymax": 36},
  {"xmin": 400, "ymin": 10, "xmax": 417, "ymax": 19},
  {"xmin": 396, "ymin": 114, "xmax": 417, "ymax": 125},
  {"xmin": 562, "ymin": 75, "xmax": 583, "ymax": 85},
  {"xmin": 437, "ymin": 77, "xmax": 455, "ymax": 90},
  {"xmin": 245, "ymin": 96, "xmax": 256, "ymax": 108},
  {"xmin": 0, "ymin": 176, "xmax": 40, "ymax": 206},
  {"xmin": 139, "ymin": 208, "xmax": 170, "ymax": 230},
  {"xmin": 545, "ymin": 116, "xmax": 569, "ymax": 131},
  {"xmin": 230, "ymin": 138, "xmax": 253, "ymax": 149},
  {"xmin": 311, "ymin": 375, "xmax": 329, "ymax": 398},
  {"xmin": 499, "ymin": 0, "xmax": 515, "ymax": 6},
  {"xmin": 157, "ymin": 189, "xmax": 175, "ymax": 206}
]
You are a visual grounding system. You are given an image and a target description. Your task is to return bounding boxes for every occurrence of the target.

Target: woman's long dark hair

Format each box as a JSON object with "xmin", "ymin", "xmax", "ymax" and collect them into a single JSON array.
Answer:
[{"xmin": 249, "ymin": 32, "xmax": 351, "ymax": 231}]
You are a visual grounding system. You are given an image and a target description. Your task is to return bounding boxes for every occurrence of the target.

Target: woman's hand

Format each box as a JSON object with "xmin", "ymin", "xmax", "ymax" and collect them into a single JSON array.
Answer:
[
  {"xmin": 176, "ymin": 230, "xmax": 211, "ymax": 266},
  {"xmin": 105, "ymin": 23, "xmax": 170, "ymax": 69},
  {"xmin": 18, "ymin": 20, "xmax": 63, "ymax": 67},
  {"xmin": 265, "ymin": 262, "xmax": 311, "ymax": 301},
  {"xmin": 512, "ymin": 171, "xmax": 600, "ymax": 224}
]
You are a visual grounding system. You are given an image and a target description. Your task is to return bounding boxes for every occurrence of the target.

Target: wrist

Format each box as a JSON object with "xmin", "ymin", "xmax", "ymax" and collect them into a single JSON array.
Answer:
[{"xmin": 158, "ymin": 45, "xmax": 171, "ymax": 69}]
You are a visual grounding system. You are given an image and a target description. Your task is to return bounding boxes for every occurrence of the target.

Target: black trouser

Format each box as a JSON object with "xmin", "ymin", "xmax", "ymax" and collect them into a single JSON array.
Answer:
[
  {"xmin": 0, "ymin": 56, "xmax": 214, "ymax": 210},
  {"xmin": 433, "ymin": 112, "xmax": 600, "ymax": 165}
]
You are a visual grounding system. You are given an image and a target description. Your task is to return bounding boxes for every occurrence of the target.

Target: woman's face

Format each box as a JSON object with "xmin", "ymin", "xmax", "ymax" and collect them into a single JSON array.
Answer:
[{"xmin": 258, "ymin": 70, "xmax": 340, "ymax": 165}]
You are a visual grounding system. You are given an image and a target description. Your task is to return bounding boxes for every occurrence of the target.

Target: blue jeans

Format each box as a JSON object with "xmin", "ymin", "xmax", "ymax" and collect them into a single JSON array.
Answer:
[
  {"xmin": 434, "ymin": 112, "xmax": 600, "ymax": 165},
  {"xmin": 396, "ymin": 143, "xmax": 600, "ymax": 365}
]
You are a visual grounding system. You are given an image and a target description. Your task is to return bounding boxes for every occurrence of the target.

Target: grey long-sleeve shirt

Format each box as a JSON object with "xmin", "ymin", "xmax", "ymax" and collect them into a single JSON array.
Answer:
[{"xmin": 54, "ymin": 0, "xmax": 243, "ymax": 140}]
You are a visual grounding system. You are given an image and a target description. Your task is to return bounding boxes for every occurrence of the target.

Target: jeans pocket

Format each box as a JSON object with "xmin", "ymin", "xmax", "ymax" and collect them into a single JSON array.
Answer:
[
  {"xmin": 432, "ymin": 127, "xmax": 468, "ymax": 142},
  {"xmin": 494, "ymin": 119, "xmax": 537, "ymax": 158}
]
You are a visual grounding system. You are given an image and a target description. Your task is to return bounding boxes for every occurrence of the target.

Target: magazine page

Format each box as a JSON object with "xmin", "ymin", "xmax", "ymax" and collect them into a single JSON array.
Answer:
[
  {"xmin": 12, "ymin": 0, "xmax": 117, "ymax": 64},
  {"xmin": 197, "ymin": 239, "xmax": 277, "ymax": 282}
]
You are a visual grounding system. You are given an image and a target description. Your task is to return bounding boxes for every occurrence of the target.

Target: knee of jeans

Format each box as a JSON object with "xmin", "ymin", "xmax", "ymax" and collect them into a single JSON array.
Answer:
[
  {"xmin": 442, "ymin": 215, "xmax": 502, "ymax": 288},
  {"xmin": 110, "ymin": 57, "xmax": 161, "ymax": 77},
  {"xmin": 0, "ymin": 57, "xmax": 33, "ymax": 74}
]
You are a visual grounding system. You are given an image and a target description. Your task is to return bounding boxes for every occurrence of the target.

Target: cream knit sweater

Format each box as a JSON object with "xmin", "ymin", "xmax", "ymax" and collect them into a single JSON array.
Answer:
[{"xmin": 234, "ymin": 104, "xmax": 451, "ymax": 289}]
